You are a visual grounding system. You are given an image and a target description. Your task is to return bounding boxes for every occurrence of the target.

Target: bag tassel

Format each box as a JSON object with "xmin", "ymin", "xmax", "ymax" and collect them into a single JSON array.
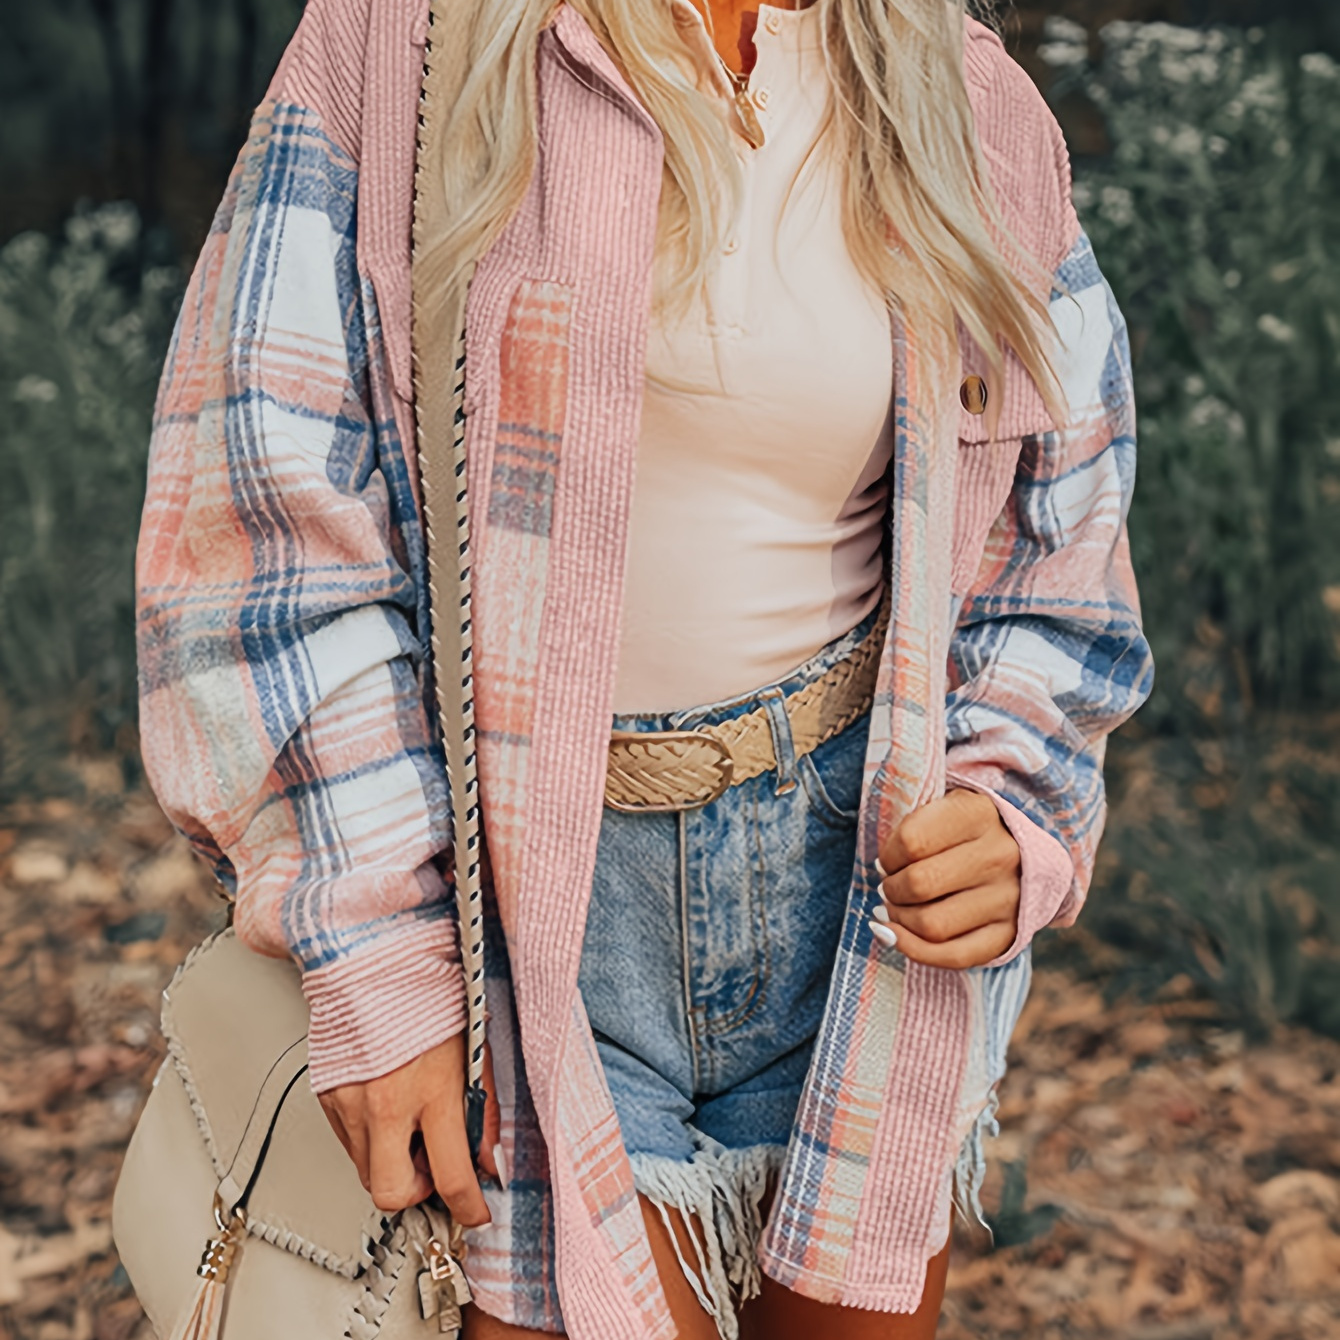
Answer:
[{"xmin": 168, "ymin": 1197, "xmax": 247, "ymax": 1340}]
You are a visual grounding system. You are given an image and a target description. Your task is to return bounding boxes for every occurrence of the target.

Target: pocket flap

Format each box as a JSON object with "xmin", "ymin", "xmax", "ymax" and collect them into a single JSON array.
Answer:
[{"xmin": 161, "ymin": 931, "xmax": 383, "ymax": 1277}]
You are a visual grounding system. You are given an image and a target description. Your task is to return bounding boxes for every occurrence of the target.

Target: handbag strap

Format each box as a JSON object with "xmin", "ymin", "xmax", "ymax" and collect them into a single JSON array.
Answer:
[
  {"xmin": 413, "ymin": 0, "xmax": 488, "ymax": 1155},
  {"xmin": 430, "ymin": 329, "xmax": 488, "ymax": 1153}
]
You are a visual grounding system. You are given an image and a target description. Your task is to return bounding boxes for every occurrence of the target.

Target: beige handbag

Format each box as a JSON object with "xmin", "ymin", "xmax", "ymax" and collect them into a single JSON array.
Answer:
[
  {"xmin": 111, "ymin": 931, "xmax": 475, "ymax": 1340},
  {"xmin": 112, "ymin": 5, "xmax": 489, "ymax": 1329}
]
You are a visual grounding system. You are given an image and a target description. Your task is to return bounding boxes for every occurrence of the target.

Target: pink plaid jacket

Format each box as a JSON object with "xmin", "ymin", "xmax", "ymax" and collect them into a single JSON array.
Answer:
[{"xmin": 136, "ymin": 0, "xmax": 1152, "ymax": 1332}]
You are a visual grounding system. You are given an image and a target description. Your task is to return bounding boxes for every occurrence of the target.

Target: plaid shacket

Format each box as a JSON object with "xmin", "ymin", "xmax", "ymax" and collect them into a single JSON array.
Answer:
[{"xmin": 135, "ymin": 0, "xmax": 1153, "ymax": 1332}]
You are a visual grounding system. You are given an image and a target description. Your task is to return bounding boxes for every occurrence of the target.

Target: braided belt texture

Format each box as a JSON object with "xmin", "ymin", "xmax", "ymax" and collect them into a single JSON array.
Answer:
[{"xmin": 604, "ymin": 598, "xmax": 889, "ymax": 813}]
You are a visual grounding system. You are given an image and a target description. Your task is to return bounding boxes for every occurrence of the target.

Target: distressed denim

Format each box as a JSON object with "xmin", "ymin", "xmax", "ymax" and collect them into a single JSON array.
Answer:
[{"xmin": 577, "ymin": 607, "xmax": 878, "ymax": 1334}]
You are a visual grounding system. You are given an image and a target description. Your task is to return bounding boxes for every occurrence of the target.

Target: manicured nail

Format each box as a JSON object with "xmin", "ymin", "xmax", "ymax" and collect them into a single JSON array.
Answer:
[
  {"xmin": 872, "ymin": 904, "xmax": 891, "ymax": 924},
  {"xmin": 493, "ymin": 1142, "xmax": 509, "ymax": 1187},
  {"xmin": 869, "ymin": 921, "xmax": 898, "ymax": 948},
  {"xmin": 874, "ymin": 857, "xmax": 888, "ymax": 878}
]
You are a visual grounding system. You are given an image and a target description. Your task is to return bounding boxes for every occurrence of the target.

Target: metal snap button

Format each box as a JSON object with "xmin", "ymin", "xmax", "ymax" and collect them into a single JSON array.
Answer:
[
  {"xmin": 754, "ymin": 86, "xmax": 770, "ymax": 109},
  {"xmin": 960, "ymin": 375, "xmax": 989, "ymax": 415},
  {"xmin": 764, "ymin": 11, "xmax": 781, "ymax": 33}
]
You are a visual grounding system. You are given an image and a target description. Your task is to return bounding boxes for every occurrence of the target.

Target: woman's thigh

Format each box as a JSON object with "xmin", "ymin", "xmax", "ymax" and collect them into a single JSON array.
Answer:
[
  {"xmin": 739, "ymin": 1240, "xmax": 950, "ymax": 1340},
  {"xmin": 460, "ymin": 1202, "xmax": 948, "ymax": 1340},
  {"xmin": 461, "ymin": 1197, "xmax": 720, "ymax": 1340}
]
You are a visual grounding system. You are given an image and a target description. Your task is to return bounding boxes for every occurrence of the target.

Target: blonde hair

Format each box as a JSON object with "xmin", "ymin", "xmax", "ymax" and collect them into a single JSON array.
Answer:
[{"xmin": 418, "ymin": 0, "xmax": 1060, "ymax": 414}]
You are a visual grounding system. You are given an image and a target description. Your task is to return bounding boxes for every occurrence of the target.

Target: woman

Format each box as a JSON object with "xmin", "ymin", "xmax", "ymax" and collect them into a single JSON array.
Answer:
[{"xmin": 136, "ymin": 0, "xmax": 1151, "ymax": 1335}]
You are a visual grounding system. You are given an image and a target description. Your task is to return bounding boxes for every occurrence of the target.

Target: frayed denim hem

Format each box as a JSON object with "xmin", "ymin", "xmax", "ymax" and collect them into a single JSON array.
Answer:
[
  {"xmin": 952, "ymin": 1084, "xmax": 1001, "ymax": 1239},
  {"xmin": 629, "ymin": 1136, "xmax": 787, "ymax": 1340}
]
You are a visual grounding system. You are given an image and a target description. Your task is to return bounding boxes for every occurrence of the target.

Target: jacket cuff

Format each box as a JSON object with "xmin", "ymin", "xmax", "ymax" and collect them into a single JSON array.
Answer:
[
  {"xmin": 945, "ymin": 775, "xmax": 1075, "ymax": 966},
  {"xmin": 302, "ymin": 918, "xmax": 468, "ymax": 1093}
]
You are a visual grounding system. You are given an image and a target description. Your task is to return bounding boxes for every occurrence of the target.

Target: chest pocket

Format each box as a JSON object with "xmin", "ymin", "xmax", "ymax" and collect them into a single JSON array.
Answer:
[
  {"xmin": 951, "ymin": 438, "xmax": 1023, "ymax": 598},
  {"xmin": 951, "ymin": 328, "xmax": 1054, "ymax": 598}
]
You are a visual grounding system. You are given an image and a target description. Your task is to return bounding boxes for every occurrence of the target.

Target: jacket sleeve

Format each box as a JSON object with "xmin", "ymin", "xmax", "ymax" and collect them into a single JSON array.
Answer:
[
  {"xmin": 945, "ymin": 231, "xmax": 1155, "ymax": 961},
  {"xmin": 135, "ymin": 72, "xmax": 465, "ymax": 1093}
]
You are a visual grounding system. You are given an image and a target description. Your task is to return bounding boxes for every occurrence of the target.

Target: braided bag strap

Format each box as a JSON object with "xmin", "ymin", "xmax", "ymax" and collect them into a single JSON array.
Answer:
[{"xmin": 413, "ymin": 0, "xmax": 488, "ymax": 1146}]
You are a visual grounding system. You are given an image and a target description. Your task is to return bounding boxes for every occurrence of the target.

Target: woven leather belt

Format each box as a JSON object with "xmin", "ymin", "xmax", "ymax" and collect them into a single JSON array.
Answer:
[{"xmin": 604, "ymin": 598, "xmax": 889, "ymax": 813}]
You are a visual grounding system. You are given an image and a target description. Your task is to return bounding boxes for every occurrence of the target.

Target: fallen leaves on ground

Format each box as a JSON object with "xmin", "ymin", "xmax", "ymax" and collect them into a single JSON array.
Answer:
[
  {"xmin": 0, "ymin": 786, "xmax": 222, "ymax": 1340},
  {"xmin": 1, "ymin": 784, "xmax": 1338, "ymax": 1339},
  {"xmin": 941, "ymin": 971, "xmax": 1340, "ymax": 1339}
]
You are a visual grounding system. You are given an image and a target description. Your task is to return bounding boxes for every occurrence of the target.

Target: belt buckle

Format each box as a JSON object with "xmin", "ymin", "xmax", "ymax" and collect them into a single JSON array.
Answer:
[{"xmin": 605, "ymin": 729, "xmax": 736, "ymax": 813}]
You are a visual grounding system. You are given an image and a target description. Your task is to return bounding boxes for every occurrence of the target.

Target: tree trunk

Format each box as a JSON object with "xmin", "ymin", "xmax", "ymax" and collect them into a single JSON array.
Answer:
[
  {"xmin": 233, "ymin": 0, "xmax": 259, "ymax": 144},
  {"xmin": 86, "ymin": 0, "xmax": 136, "ymax": 200},
  {"xmin": 139, "ymin": 0, "xmax": 176, "ymax": 224}
]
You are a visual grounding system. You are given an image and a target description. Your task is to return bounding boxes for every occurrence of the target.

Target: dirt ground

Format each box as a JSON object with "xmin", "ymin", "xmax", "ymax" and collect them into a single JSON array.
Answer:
[{"xmin": 1, "ymin": 785, "xmax": 1339, "ymax": 1340}]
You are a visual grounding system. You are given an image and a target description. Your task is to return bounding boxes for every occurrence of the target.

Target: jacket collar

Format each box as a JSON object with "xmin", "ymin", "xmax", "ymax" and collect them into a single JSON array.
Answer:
[{"xmin": 545, "ymin": 3, "xmax": 663, "ymax": 139}]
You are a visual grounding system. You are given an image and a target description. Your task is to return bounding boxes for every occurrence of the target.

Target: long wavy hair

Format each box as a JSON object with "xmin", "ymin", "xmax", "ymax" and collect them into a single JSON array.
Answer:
[{"xmin": 417, "ymin": 0, "xmax": 1059, "ymax": 412}]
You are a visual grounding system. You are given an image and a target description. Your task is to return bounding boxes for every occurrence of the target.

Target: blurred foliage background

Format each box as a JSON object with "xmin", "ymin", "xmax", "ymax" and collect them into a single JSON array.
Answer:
[{"xmin": 1, "ymin": 0, "xmax": 1339, "ymax": 1039}]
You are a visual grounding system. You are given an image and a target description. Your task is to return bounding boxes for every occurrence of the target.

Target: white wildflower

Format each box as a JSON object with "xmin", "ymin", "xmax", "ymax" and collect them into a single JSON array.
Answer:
[
  {"xmin": 1223, "ymin": 270, "xmax": 1242, "ymax": 289},
  {"xmin": 1100, "ymin": 22, "xmax": 1229, "ymax": 85},
  {"xmin": 1273, "ymin": 136, "xmax": 1292, "ymax": 158},
  {"xmin": 1099, "ymin": 185, "xmax": 1136, "ymax": 228},
  {"xmin": 1186, "ymin": 397, "xmax": 1246, "ymax": 440},
  {"xmin": 1152, "ymin": 125, "xmax": 1172, "ymax": 145},
  {"xmin": 1184, "ymin": 375, "xmax": 1207, "ymax": 397},
  {"xmin": 1257, "ymin": 314, "xmax": 1295, "ymax": 343},
  {"xmin": 2, "ymin": 232, "xmax": 49, "ymax": 271},
  {"xmin": 1071, "ymin": 180, "xmax": 1095, "ymax": 210},
  {"xmin": 143, "ymin": 266, "xmax": 179, "ymax": 296},
  {"xmin": 1269, "ymin": 261, "xmax": 1300, "ymax": 283},
  {"xmin": 1301, "ymin": 52, "xmax": 1339, "ymax": 79},
  {"xmin": 1188, "ymin": 396, "xmax": 1227, "ymax": 429},
  {"xmin": 1044, "ymin": 16, "xmax": 1088, "ymax": 44},
  {"xmin": 1039, "ymin": 16, "xmax": 1088, "ymax": 68},
  {"xmin": 14, "ymin": 375, "xmax": 59, "ymax": 404},
  {"xmin": 64, "ymin": 215, "xmax": 95, "ymax": 248},
  {"xmin": 1238, "ymin": 72, "xmax": 1287, "ymax": 113},
  {"xmin": 1186, "ymin": 53, "xmax": 1221, "ymax": 81},
  {"xmin": 91, "ymin": 203, "xmax": 140, "ymax": 251},
  {"xmin": 1162, "ymin": 51, "xmax": 1220, "ymax": 83},
  {"xmin": 1039, "ymin": 41, "xmax": 1087, "ymax": 68},
  {"xmin": 1171, "ymin": 126, "xmax": 1203, "ymax": 156},
  {"xmin": 1148, "ymin": 23, "xmax": 1213, "ymax": 51},
  {"xmin": 1208, "ymin": 135, "xmax": 1229, "ymax": 157}
]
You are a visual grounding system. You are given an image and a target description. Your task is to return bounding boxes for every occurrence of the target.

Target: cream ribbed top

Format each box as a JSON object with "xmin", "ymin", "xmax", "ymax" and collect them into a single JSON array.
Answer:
[{"xmin": 613, "ymin": 1, "xmax": 894, "ymax": 713}]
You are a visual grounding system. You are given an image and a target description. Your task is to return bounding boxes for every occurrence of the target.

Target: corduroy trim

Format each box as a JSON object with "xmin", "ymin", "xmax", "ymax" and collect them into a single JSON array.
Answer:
[
  {"xmin": 945, "ymin": 773, "xmax": 1076, "ymax": 966},
  {"xmin": 303, "ymin": 917, "xmax": 467, "ymax": 1093}
]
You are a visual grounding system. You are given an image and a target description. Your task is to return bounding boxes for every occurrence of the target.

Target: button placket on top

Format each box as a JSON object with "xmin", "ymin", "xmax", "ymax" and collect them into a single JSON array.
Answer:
[{"xmin": 710, "ymin": 4, "xmax": 800, "ymax": 339}]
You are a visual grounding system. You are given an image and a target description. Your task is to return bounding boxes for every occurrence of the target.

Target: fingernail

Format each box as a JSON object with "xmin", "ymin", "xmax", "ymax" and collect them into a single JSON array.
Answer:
[
  {"xmin": 872, "ymin": 904, "xmax": 891, "ymax": 924},
  {"xmin": 493, "ymin": 1142, "xmax": 509, "ymax": 1187},
  {"xmin": 869, "ymin": 921, "xmax": 898, "ymax": 948},
  {"xmin": 874, "ymin": 857, "xmax": 887, "ymax": 878}
]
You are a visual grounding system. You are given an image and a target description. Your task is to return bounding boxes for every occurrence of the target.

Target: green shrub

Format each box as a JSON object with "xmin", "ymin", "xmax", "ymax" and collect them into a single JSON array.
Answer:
[
  {"xmin": 1040, "ymin": 21, "xmax": 1340, "ymax": 1035},
  {"xmin": 1076, "ymin": 725, "xmax": 1340, "ymax": 1039},
  {"xmin": 1046, "ymin": 20, "xmax": 1340, "ymax": 727},
  {"xmin": 0, "ymin": 204, "xmax": 182, "ymax": 792}
]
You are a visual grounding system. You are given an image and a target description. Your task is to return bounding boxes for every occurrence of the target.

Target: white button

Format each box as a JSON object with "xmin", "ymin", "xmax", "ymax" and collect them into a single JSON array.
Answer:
[
  {"xmin": 754, "ymin": 87, "xmax": 769, "ymax": 109},
  {"xmin": 764, "ymin": 11, "xmax": 780, "ymax": 33}
]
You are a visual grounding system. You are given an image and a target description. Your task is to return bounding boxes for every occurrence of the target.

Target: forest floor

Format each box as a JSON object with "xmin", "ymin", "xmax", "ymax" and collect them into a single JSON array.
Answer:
[{"xmin": 1, "ymin": 785, "xmax": 1339, "ymax": 1340}]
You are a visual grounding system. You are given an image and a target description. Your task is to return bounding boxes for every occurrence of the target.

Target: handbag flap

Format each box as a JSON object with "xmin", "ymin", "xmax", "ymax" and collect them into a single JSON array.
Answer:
[{"xmin": 162, "ymin": 930, "xmax": 384, "ymax": 1277}]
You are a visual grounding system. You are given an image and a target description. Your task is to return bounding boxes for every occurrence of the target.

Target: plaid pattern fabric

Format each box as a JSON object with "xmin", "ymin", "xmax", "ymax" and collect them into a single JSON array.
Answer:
[
  {"xmin": 136, "ymin": 2, "xmax": 1153, "ymax": 1331},
  {"xmin": 136, "ymin": 100, "xmax": 468, "ymax": 1090},
  {"xmin": 760, "ymin": 235, "xmax": 1149, "ymax": 1305}
]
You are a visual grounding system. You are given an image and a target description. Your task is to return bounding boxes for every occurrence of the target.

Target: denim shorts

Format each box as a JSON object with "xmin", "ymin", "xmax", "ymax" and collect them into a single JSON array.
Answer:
[{"xmin": 576, "ymin": 607, "xmax": 878, "ymax": 1335}]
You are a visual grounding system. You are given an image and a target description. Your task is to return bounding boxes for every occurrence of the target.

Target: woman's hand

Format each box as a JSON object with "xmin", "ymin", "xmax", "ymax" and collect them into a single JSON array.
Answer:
[
  {"xmin": 874, "ymin": 788, "xmax": 1021, "ymax": 969},
  {"xmin": 318, "ymin": 1033, "xmax": 501, "ymax": 1222}
]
